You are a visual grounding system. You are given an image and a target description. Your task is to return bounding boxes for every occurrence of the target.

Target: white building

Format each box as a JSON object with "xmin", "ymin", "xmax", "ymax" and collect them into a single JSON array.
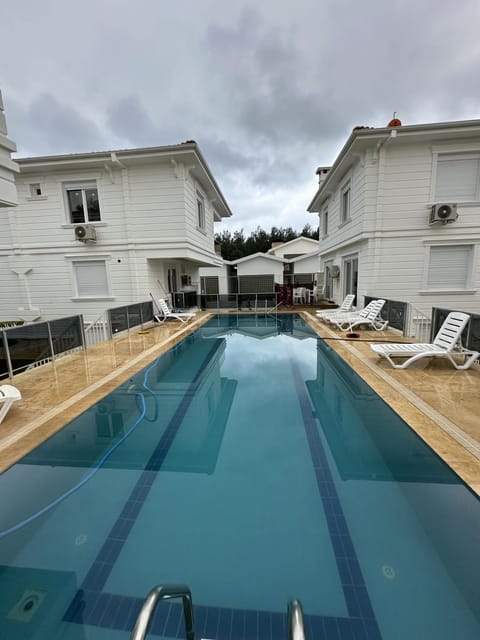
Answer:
[
  {"xmin": 307, "ymin": 119, "xmax": 480, "ymax": 317},
  {"xmin": 0, "ymin": 143, "xmax": 232, "ymax": 322},
  {"xmin": 0, "ymin": 91, "xmax": 18, "ymax": 208},
  {"xmin": 199, "ymin": 236, "xmax": 321, "ymax": 301}
]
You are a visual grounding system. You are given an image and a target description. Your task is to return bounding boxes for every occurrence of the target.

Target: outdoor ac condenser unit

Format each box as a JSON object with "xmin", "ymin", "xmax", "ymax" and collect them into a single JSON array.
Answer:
[
  {"xmin": 74, "ymin": 224, "xmax": 97, "ymax": 243},
  {"xmin": 429, "ymin": 203, "xmax": 458, "ymax": 225}
]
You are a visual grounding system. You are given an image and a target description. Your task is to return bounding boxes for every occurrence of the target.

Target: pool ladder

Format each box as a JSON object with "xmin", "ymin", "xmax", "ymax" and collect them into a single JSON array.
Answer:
[{"xmin": 130, "ymin": 584, "xmax": 306, "ymax": 640}]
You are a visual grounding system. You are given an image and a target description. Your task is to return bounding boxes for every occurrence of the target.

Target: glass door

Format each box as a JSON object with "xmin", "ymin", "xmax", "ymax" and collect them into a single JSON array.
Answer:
[{"xmin": 343, "ymin": 256, "xmax": 358, "ymax": 304}]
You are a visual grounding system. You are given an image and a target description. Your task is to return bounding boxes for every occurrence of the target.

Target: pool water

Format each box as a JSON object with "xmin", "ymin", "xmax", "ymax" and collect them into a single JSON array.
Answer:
[{"xmin": 0, "ymin": 314, "xmax": 478, "ymax": 640}]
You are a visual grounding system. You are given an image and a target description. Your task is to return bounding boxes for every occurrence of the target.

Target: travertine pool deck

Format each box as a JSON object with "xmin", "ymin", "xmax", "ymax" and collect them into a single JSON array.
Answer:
[{"xmin": 1, "ymin": 309, "xmax": 479, "ymax": 495}]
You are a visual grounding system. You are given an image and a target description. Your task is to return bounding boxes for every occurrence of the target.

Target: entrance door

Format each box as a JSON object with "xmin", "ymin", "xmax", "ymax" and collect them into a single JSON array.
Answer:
[{"xmin": 343, "ymin": 256, "xmax": 358, "ymax": 304}]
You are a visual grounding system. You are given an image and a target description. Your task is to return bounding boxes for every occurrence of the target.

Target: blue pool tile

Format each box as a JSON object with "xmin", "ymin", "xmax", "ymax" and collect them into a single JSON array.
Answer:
[
  {"xmin": 330, "ymin": 534, "xmax": 345, "ymax": 557},
  {"xmin": 349, "ymin": 618, "xmax": 368, "ymax": 640},
  {"xmin": 110, "ymin": 517, "xmax": 135, "ymax": 541},
  {"xmin": 87, "ymin": 593, "xmax": 112, "ymax": 626},
  {"xmin": 121, "ymin": 499, "xmax": 144, "ymax": 519},
  {"xmin": 150, "ymin": 602, "xmax": 170, "ymax": 636},
  {"xmin": 362, "ymin": 618, "xmax": 382, "ymax": 639},
  {"xmin": 112, "ymin": 595, "xmax": 136, "ymax": 630},
  {"xmin": 97, "ymin": 538, "xmax": 124, "ymax": 565},
  {"xmin": 244, "ymin": 609, "xmax": 258, "ymax": 640},
  {"xmin": 63, "ymin": 589, "xmax": 85, "ymax": 622},
  {"xmin": 125, "ymin": 597, "xmax": 143, "ymax": 632},
  {"xmin": 204, "ymin": 606, "xmax": 221, "ymax": 638},
  {"xmin": 307, "ymin": 615, "xmax": 327, "ymax": 640},
  {"xmin": 131, "ymin": 483, "xmax": 151, "ymax": 501},
  {"xmin": 270, "ymin": 611, "xmax": 286, "ymax": 640},
  {"xmin": 355, "ymin": 588, "xmax": 375, "ymax": 620},
  {"xmin": 231, "ymin": 609, "xmax": 246, "ymax": 640},
  {"xmin": 164, "ymin": 602, "xmax": 181, "ymax": 638},
  {"xmin": 217, "ymin": 607, "xmax": 233, "ymax": 638},
  {"xmin": 138, "ymin": 470, "xmax": 157, "ymax": 486},
  {"xmin": 337, "ymin": 618, "xmax": 356, "ymax": 640},
  {"xmin": 346, "ymin": 558, "xmax": 365, "ymax": 587},
  {"xmin": 337, "ymin": 557, "xmax": 353, "ymax": 585},
  {"xmin": 257, "ymin": 610, "xmax": 271, "ymax": 640},
  {"xmin": 194, "ymin": 605, "xmax": 208, "ymax": 638},
  {"xmin": 340, "ymin": 535, "xmax": 356, "ymax": 559},
  {"xmin": 82, "ymin": 561, "xmax": 112, "ymax": 591},
  {"xmin": 323, "ymin": 617, "xmax": 341, "ymax": 639},
  {"xmin": 334, "ymin": 514, "xmax": 349, "ymax": 536},
  {"xmin": 343, "ymin": 586, "xmax": 362, "ymax": 619},
  {"xmin": 99, "ymin": 593, "xmax": 121, "ymax": 627}
]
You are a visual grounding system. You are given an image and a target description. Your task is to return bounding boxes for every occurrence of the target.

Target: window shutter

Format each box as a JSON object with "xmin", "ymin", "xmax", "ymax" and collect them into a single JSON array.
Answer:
[
  {"xmin": 435, "ymin": 155, "xmax": 480, "ymax": 200},
  {"xmin": 427, "ymin": 246, "xmax": 471, "ymax": 289},
  {"xmin": 74, "ymin": 261, "xmax": 109, "ymax": 296}
]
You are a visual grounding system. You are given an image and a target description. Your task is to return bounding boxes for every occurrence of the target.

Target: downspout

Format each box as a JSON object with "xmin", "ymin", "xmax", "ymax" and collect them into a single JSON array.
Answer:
[{"xmin": 371, "ymin": 129, "xmax": 397, "ymax": 293}]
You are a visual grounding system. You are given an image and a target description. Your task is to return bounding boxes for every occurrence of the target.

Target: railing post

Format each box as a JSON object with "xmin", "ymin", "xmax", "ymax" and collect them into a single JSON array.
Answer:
[
  {"xmin": 2, "ymin": 330, "xmax": 14, "ymax": 380},
  {"xmin": 47, "ymin": 322, "xmax": 55, "ymax": 363}
]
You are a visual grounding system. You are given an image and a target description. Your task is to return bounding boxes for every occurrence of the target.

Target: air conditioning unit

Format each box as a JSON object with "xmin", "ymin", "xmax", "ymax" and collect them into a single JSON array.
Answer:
[
  {"xmin": 330, "ymin": 265, "xmax": 340, "ymax": 278},
  {"xmin": 74, "ymin": 224, "xmax": 97, "ymax": 243},
  {"xmin": 429, "ymin": 203, "xmax": 458, "ymax": 225}
]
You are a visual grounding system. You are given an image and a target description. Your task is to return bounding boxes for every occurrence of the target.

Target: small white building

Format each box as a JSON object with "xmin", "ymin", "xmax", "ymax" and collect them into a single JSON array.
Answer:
[
  {"xmin": 0, "ymin": 142, "xmax": 232, "ymax": 322},
  {"xmin": 307, "ymin": 119, "xmax": 480, "ymax": 318},
  {"xmin": 199, "ymin": 236, "xmax": 321, "ymax": 301}
]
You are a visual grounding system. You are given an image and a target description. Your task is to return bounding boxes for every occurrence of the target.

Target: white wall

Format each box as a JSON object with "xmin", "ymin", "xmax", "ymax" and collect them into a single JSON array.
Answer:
[
  {"xmin": 0, "ymin": 158, "xmax": 221, "ymax": 322},
  {"xmin": 318, "ymin": 134, "xmax": 480, "ymax": 314},
  {"xmin": 270, "ymin": 237, "xmax": 318, "ymax": 258},
  {"xmin": 236, "ymin": 256, "xmax": 284, "ymax": 282}
]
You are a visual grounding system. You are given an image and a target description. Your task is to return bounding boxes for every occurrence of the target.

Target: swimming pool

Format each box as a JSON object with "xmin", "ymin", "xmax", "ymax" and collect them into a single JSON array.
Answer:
[{"xmin": 0, "ymin": 313, "xmax": 478, "ymax": 639}]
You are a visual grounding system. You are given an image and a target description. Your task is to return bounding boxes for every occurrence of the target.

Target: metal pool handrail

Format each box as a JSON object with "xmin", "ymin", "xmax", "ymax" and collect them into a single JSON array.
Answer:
[
  {"xmin": 130, "ymin": 584, "xmax": 195, "ymax": 640},
  {"xmin": 288, "ymin": 599, "xmax": 306, "ymax": 640}
]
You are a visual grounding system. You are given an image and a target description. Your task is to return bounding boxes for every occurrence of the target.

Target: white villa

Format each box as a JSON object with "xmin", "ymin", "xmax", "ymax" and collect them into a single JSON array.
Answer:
[
  {"xmin": 307, "ymin": 118, "xmax": 480, "ymax": 318},
  {"xmin": 0, "ymin": 141, "xmax": 232, "ymax": 323}
]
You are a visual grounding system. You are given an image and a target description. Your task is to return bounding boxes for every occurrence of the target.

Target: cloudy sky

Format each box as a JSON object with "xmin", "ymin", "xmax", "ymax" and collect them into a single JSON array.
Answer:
[{"xmin": 2, "ymin": 0, "xmax": 480, "ymax": 233}]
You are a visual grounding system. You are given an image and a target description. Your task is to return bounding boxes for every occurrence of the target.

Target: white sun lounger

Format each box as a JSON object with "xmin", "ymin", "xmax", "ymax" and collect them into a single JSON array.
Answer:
[
  {"xmin": 315, "ymin": 294, "xmax": 355, "ymax": 320},
  {"xmin": 328, "ymin": 299, "xmax": 388, "ymax": 332},
  {"xmin": 0, "ymin": 384, "xmax": 22, "ymax": 425},
  {"xmin": 152, "ymin": 297, "xmax": 196, "ymax": 324},
  {"xmin": 370, "ymin": 311, "xmax": 479, "ymax": 370}
]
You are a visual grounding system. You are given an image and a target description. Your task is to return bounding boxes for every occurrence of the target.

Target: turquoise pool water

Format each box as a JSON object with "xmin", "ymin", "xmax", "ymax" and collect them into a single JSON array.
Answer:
[{"xmin": 0, "ymin": 314, "xmax": 478, "ymax": 639}]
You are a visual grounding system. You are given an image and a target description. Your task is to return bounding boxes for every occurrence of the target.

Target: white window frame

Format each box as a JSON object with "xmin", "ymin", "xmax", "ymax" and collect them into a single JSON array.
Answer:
[
  {"xmin": 322, "ymin": 204, "xmax": 329, "ymax": 237},
  {"xmin": 431, "ymin": 150, "xmax": 480, "ymax": 204},
  {"xmin": 421, "ymin": 242, "xmax": 476, "ymax": 294},
  {"xmin": 196, "ymin": 191, "xmax": 206, "ymax": 232},
  {"xmin": 69, "ymin": 257, "xmax": 113, "ymax": 300},
  {"xmin": 25, "ymin": 178, "xmax": 47, "ymax": 201},
  {"xmin": 340, "ymin": 181, "xmax": 351, "ymax": 225},
  {"xmin": 63, "ymin": 180, "xmax": 102, "ymax": 224}
]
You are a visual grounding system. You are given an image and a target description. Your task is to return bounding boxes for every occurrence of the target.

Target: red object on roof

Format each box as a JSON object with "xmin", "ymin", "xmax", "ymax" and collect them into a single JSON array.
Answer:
[{"xmin": 388, "ymin": 118, "xmax": 402, "ymax": 127}]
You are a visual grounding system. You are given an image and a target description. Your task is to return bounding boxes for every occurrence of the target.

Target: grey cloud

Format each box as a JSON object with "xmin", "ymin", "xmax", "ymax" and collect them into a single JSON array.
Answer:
[{"xmin": 8, "ymin": 93, "xmax": 107, "ymax": 156}]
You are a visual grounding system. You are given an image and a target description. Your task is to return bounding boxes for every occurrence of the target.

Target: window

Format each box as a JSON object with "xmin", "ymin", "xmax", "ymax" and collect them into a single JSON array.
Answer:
[
  {"xmin": 73, "ymin": 260, "xmax": 110, "ymax": 297},
  {"xmin": 29, "ymin": 183, "xmax": 42, "ymax": 197},
  {"xmin": 341, "ymin": 183, "xmax": 351, "ymax": 223},
  {"xmin": 427, "ymin": 245, "xmax": 473, "ymax": 290},
  {"xmin": 322, "ymin": 205, "xmax": 329, "ymax": 236},
  {"xmin": 435, "ymin": 153, "xmax": 480, "ymax": 201},
  {"xmin": 197, "ymin": 193, "xmax": 205, "ymax": 230},
  {"xmin": 343, "ymin": 255, "xmax": 358, "ymax": 302},
  {"xmin": 65, "ymin": 182, "xmax": 101, "ymax": 223}
]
